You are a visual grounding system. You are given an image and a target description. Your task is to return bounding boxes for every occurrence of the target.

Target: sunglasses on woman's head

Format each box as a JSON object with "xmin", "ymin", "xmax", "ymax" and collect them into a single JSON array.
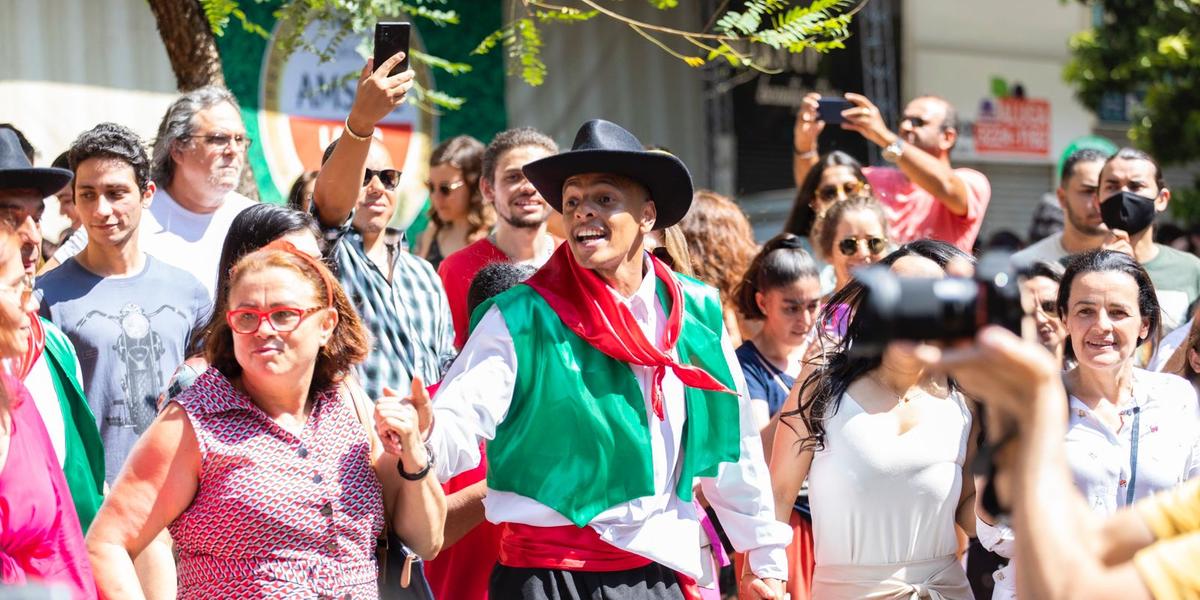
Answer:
[
  {"xmin": 363, "ymin": 168, "xmax": 401, "ymax": 190},
  {"xmin": 816, "ymin": 180, "xmax": 864, "ymax": 202},
  {"xmin": 837, "ymin": 236, "xmax": 887, "ymax": 257},
  {"xmin": 426, "ymin": 180, "xmax": 466, "ymax": 196}
]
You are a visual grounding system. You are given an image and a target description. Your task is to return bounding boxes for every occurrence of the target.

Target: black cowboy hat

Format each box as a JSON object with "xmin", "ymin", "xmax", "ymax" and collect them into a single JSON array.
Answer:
[
  {"xmin": 522, "ymin": 119, "xmax": 693, "ymax": 230},
  {"xmin": 0, "ymin": 128, "xmax": 72, "ymax": 198}
]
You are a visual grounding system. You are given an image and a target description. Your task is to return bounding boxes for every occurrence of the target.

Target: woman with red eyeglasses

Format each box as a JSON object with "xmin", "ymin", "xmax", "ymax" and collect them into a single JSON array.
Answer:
[
  {"xmin": 415, "ymin": 136, "xmax": 494, "ymax": 269},
  {"xmin": 86, "ymin": 242, "xmax": 446, "ymax": 599}
]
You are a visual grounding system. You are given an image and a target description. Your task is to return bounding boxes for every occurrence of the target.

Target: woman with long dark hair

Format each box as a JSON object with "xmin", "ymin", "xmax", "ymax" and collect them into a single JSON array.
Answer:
[{"xmin": 770, "ymin": 240, "xmax": 978, "ymax": 600}]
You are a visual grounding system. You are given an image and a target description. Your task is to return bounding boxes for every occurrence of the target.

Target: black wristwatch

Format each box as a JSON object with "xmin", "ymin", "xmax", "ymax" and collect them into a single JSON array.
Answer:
[{"xmin": 397, "ymin": 444, "xmax": 436, "ymax": 481}]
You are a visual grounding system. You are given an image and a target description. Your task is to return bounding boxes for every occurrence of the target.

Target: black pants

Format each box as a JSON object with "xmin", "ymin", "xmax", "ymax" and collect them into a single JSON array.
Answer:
[{"xmin": 489, "ymin": 563, "xmax": 685, "ymax": 600}]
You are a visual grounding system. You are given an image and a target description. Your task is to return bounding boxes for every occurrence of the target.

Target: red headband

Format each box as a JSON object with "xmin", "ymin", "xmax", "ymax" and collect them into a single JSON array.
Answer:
[{"xmin": 250, "ymin": 239, "xmax": 336, "ymax": 307}]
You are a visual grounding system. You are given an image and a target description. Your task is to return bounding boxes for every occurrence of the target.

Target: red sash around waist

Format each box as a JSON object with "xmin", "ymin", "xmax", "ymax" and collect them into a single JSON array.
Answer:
[{"xmin": 498, "ymin": 523, "xmax": 651, "ymax": 572}]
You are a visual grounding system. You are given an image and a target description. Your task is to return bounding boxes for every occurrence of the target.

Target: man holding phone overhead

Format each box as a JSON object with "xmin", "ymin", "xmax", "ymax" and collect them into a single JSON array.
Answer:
[
  {"xmin": 312, "ymin": 46, "xmax": 456, "ymax": 401},
  {"xmin": 793, "ymin": 92, "xmax": 991, "ymax": 253}
]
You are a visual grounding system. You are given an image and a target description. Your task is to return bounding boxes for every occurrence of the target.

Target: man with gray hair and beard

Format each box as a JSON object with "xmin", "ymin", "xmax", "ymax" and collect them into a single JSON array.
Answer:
[{"xmin": 45, "ymin": 86, "xmax": 256, "ymax": 303}]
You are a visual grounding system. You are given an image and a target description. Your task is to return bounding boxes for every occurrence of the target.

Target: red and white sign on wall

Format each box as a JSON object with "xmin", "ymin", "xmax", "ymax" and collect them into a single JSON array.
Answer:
[{"xmin": 973, "ymin": 97, "xmax": 1051, "ymax": 156}]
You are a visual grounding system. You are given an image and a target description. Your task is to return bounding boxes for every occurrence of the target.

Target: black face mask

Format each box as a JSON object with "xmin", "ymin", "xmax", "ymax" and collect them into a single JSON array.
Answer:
[{"xmin": 1100, "ymin": 190, "xmax": 1157, "ymax": 233}]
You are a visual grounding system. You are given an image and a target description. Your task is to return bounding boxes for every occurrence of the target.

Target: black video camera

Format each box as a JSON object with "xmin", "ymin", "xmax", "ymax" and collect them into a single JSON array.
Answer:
[{"xmin": 848, "ymin": 252, "xmax": 1024, "ymax": 356}]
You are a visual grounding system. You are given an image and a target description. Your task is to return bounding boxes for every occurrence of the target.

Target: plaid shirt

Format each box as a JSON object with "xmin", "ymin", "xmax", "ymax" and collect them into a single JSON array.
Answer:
[{"xmin": 321, "ymin": 214, "xmax": 455, "ymax": 400}]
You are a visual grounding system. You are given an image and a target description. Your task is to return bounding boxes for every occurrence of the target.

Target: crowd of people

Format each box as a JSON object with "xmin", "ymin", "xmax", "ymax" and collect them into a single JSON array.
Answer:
[{"xmin": 2, "ymin": 48, "xmax": 1199, "ymax": 600}]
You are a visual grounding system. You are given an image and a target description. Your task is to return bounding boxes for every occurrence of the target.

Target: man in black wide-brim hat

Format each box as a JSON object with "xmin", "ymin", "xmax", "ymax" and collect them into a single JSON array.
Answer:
[{"xmin": 413, "ymin": 119, "xmax": 789, "ymax": 599}]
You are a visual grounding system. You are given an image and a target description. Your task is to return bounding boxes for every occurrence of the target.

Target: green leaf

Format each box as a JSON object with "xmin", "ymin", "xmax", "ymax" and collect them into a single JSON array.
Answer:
[
  {"xmin": 409, "ymin": 49, "xmax": 472, "ymax": 75},
  {"xmin": 534, "ymin": 8, "xmax": 599, "ymax": 23},
  {"xmin": 647, "ymin": 0, "xmax": 679, "ymax": 8},
  {"xmin": 472, "ymin": 27, "xmax": 510, "ymax": 56}
]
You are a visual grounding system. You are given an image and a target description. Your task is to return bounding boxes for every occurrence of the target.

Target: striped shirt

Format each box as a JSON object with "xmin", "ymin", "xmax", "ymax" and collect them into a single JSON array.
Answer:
[{"xmin": 321, "ymin": 215, "xmax": 455, "ymax": 400}]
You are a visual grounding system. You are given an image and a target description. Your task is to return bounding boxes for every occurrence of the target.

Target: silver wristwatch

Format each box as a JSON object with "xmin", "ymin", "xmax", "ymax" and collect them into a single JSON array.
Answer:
[{"xmin": 882, "ymin": 139, "xmax": 904, "ymax": 163}]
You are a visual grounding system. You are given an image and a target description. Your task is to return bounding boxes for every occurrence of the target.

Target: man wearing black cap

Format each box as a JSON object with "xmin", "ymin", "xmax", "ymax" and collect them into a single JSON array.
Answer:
[
  {"xmin": 0, "ymin": 128, "xmax": 105, "ymax": 533},
  {"xmin": 407, "ymin": 120, "xmax": 789, "ymax": 599}
]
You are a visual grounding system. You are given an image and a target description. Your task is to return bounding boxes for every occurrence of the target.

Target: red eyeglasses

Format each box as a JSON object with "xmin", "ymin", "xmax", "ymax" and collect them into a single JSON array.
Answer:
[{"xmin": 226, "ymin": 306, "xmax": 323, "ymax": 334}]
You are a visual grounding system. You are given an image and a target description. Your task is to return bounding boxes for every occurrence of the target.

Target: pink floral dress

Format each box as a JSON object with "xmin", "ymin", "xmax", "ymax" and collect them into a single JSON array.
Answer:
[{"xmin": 168, "ymin": 368, "xmax": 384, "ymax": 599}]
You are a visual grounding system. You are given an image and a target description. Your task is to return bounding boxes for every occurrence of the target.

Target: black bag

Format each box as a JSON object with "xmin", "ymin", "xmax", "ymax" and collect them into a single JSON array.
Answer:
[{"xmin": 377, "ymin": 531, "xmax": 435, "ymax": 600}]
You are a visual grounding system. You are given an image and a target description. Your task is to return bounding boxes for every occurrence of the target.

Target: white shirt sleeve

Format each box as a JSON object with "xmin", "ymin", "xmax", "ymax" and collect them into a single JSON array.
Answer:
[
  {"xmin": 427, "ymin": 305, "xmax": 518, "ymax": 482},
  {"xmin": 698, "ymin": 329, "xmax": 792, "ymax": 581},
  {"xmin": 51, "ymin": 226, "xmax": 88, "ymax": 263}
]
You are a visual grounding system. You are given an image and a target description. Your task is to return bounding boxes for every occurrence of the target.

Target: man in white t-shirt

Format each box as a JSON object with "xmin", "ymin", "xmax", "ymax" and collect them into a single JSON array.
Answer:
[
  {"xmin": 45, "ymin": 86, "xmax": 256, "ymax": 302},
  {"xmin": 1011, "ymin": 148, "xmax": 1109, "ymax": 268}
]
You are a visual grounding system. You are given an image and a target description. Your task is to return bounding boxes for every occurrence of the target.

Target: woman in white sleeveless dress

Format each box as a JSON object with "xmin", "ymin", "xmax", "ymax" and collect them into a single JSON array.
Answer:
[{"xmin": 770, "ymin": 240, "xmax": 978, "ymax": 600}]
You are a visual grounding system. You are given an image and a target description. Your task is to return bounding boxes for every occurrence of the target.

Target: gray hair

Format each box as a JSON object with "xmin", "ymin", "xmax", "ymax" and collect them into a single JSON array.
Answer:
[{"xmin": 151, "ymin": 86, "xmax": 240, "ymax": 186}]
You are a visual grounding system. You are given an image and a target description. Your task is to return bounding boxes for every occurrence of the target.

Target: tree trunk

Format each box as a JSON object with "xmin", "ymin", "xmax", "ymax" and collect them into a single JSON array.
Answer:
[{"xmin": 146, "ymin": 0, "xmax": 226, "ymax": 91}]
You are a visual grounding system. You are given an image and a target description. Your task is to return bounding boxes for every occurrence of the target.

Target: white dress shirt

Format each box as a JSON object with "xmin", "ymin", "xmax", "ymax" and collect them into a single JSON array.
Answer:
[{"xmin": 428, "ymin": 263, "xmax": 791, "ymax": 580}]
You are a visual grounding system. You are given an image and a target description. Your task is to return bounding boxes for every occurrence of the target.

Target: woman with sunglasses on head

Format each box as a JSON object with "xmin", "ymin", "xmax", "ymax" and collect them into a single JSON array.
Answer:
[
  {"xmin": 415, "ymin": 136, "xmax": 494, "ymax": 269},
  {"xmin": 979, "ymin": 250, "xmax": 1200, "ymax": 600},
  {"xmin": 783, "ymin": 151, "xmax": 869, "ymax": 289},
  {"xmin": 0, "ymin": 221, "xmax": 97, "ymax": 598},
  {"xmin": 87, "ymin": 242, "xmax": 447, "ymax": 599},
  {"xmin": 768, "ymin": 240, "xmax": 979, "ymax": 600}
]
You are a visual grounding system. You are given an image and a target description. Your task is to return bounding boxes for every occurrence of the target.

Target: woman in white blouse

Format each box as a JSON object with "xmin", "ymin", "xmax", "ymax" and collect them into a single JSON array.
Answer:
[{"xmin": 980, "ymin": 249, "xmax": 1200, "ymax": 599}]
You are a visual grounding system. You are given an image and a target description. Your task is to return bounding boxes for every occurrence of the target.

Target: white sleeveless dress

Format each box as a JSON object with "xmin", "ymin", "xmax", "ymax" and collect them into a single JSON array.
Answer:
[{"xmin": 807, "ymin": 388, "xmax": 973, "ymax": 599}]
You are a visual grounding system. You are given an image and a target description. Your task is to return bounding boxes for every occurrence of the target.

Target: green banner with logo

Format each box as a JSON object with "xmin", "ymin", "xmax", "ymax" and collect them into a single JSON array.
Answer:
[{"xmin": 213, "ymin": 1, "xmax": 506, "ymax": 233}]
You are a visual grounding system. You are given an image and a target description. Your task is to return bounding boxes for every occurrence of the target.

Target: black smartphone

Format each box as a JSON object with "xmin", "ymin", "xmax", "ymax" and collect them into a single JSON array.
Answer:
[
  {"xmin": 373, "ymin": 21, "xmax": 411, "ymax": 76},
  {"xmin": 817, "ymin": 97, "xmax": 853, "ymax": 125}
]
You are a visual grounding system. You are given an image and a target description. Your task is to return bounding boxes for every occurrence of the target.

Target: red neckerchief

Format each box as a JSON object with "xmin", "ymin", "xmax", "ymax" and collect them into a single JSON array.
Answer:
[
  {"xmin": 15, "ymin": 312, "xmax": 46, "ymax": 381},
  {"xmin": 524, "ymin": 244, "xmax": 733, "ymax": 420}
]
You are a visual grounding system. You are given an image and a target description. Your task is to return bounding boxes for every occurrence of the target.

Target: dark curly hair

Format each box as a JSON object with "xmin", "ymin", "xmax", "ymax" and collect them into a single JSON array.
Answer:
[
  {"xmin": 785, "ymin": 239, "xmax": 973, "ymax": 452},
  {"xmin": 205, "ymin": 246, "xmax": 367, "ymax": 393},
  {"xmin": 67, "ymin": 123, "xmax": 152, "ymax": 193}
]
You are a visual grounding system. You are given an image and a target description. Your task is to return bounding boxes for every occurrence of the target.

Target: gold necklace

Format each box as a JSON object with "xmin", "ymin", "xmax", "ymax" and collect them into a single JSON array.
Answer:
[{"xmin": 871, "ymin": 372, "xmax": 923, "ymax": 404}]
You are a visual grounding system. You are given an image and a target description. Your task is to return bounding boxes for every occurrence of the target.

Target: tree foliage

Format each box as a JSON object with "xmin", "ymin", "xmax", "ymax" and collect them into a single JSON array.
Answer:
[
  {"xmin": 1064, "ymin": 0, "xmax": 1200, "ymax": 164},
  {"xmin": 197, "ymin": 0, "xmax": 861, "ymax": 109}
]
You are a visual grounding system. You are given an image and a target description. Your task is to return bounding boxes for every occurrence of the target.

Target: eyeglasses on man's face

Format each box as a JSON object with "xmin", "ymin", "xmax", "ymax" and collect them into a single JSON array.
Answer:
[{"xmin": 185, "ymin": 132, "xmax": 253, "ymax": 151}]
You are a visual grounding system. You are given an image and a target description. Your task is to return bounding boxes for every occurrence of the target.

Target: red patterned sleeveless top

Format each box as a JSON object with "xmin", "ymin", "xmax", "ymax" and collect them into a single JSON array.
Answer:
[{"xmin": 168, "ymin": 367, "xmax": 384, "ymax": 600}]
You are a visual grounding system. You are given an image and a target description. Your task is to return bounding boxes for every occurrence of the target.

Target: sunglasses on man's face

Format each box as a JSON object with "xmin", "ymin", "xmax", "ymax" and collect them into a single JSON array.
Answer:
[
  {"xmin": 837, "ymin": 236, "xmax": 887, "ymax": 257},
  {"xmin": 426, "ymin": 180, "xmax": 466, "ymax": 197},
  {"xmin": 363, "ymin": 168, "xmax": 401, "ymax": 190},
  {"xmin": 901, "ymin": 116, "xmax": 932, "ymax": 129},
  {"xmin": 816, "ymin": 181, "xmax": 864, "ymax": 203}
]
